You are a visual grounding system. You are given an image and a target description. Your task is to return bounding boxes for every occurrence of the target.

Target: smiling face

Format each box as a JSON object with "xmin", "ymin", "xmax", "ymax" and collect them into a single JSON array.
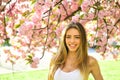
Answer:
[{"xmin": 65, "ymin": 28, "xmax": 80, "ymax": 52}]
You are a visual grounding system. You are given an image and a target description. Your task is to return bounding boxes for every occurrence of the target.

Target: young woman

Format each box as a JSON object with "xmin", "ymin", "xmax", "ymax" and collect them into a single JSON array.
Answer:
[{"xmin": 48, "ymin": 22, "xmax": 103, "ymax": 80}]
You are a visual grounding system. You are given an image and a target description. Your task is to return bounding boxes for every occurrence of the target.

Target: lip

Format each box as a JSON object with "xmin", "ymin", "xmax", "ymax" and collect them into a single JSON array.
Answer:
[{"xmin": 69, "ymin": 44, "xmax": 76, "ymax": 48}]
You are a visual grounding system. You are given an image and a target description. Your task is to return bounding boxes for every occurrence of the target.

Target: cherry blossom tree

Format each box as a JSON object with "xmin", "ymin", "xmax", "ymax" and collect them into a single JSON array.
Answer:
[{"xmin": 0, "ymin": 0, "xmax": 120, "ymax": 67}]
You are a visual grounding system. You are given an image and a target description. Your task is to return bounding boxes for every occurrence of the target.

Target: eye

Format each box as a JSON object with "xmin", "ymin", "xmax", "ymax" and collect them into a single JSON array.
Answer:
[
  {"xmin": 66, "ymin": 35, "xmax": 71, "ymax": 38},
  {"xmin": 75, "ymin": 36, "xmax": 80, "ymax": 39},
  {"xmin": 75, "ymin": 36, "xmax": 80, "ymax": 38}
]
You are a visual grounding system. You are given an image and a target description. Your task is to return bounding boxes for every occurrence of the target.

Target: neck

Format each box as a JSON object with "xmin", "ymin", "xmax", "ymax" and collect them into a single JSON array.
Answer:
[
  {"xmin": 67, "ymin": 51, "xmax": 77, "ymax": 59},
  {"xmin": 64, "ymin": 51, "xmax": 78, "ymax": 68}
]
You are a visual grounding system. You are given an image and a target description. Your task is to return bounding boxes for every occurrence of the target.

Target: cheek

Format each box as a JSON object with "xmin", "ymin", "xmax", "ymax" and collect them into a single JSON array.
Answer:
[
  {"xmin": 65, "ymin": 38, "xmax": 69, "ymax": 43},
  {"xmin": 77, "ymin": 39, "xmax": 80, "ymax": 44}
]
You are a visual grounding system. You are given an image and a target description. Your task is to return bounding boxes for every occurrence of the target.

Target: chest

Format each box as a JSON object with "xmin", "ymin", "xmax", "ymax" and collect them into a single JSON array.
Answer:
[
  {"xmin": 61, "ymin": 58, "xmax": 78, "ymax": 72},
  {"xmin": 54, "ymin": 68, "xmax": 83, "ymax": 80}
]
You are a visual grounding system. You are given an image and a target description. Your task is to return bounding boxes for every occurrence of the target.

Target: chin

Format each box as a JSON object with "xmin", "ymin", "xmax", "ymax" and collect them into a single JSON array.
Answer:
[{"xmin": 69, "ymin": 49, "xmax": 77, "ymax": 52}]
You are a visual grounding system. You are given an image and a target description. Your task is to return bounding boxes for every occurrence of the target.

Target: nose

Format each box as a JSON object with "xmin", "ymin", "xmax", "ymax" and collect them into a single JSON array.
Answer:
[{"xmin": 70, "ymin": 37, "xmax": 75, "ymax": 43}]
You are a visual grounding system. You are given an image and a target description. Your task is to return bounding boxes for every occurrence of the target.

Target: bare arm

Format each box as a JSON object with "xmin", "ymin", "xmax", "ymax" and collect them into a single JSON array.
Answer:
[{"xmin": 90, "ymin": 57, "xmax": 103, "ymax": 80}]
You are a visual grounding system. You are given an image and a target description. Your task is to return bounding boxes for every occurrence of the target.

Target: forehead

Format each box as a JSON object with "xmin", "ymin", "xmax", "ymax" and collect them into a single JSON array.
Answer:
[{"xmin": 66, "ymin": 28, "xmax": 80, "ymax": 35}]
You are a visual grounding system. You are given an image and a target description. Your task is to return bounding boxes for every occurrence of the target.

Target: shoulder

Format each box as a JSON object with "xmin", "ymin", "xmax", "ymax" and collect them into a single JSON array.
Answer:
[
  {"xmin": 88, "ymin": 56, "xmax": 99, "ymax": 68},
  {"xmin": 87, "ymin": 57, "xmax": 103, "ymax": 80}
]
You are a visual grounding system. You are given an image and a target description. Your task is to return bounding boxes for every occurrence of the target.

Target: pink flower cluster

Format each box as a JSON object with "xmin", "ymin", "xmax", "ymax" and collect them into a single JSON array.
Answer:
[
  {"xmin": 81, "ymin": 0, "xmax": 91, "ymax": 12},
  {"xmin": 31, "ymin": 57, "xmax": 40, "ymax": 68}
]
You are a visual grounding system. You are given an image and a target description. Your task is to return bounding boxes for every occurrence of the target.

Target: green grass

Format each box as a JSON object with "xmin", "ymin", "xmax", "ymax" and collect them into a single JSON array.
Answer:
[
  {"xmin": 89, "ymin": 60, "xmax": 120, "ymax": 80},
  {"xmin": 0, "ymin": 69, "xmax": 49, "ymax": 80},
  {"xmin": 0, "ymin": 60, "xmax": 120, "ymax": 80}
]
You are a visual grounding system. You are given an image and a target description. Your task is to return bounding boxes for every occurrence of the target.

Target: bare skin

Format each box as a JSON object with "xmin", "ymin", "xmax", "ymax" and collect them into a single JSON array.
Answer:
[
  {"xmin": 60, "ymin": 55, "xmax": 103, "ymax": 80},
  {"xmin": 49, "ymin": 28, "xmax": 103, "ymax": 80},
  {"xmin": 88, "ymin": 56, "xmax": 103, "ymax": 80},
  {"xmin": 60, "ymin": 52, "xmax": 78, "ymax": 72},
  {"xmin": 60, "ymin": 28, "xmax": 103, "ymax": 80}
]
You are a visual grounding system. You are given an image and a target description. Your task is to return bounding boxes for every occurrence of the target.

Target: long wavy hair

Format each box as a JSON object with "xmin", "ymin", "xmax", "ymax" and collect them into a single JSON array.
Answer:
[{"xmin": 48, "ymin": 22, "xmax": 89, "ymax": 80}]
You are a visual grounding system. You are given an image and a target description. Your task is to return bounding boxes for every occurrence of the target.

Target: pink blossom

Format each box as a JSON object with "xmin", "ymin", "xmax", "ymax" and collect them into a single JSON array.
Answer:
[
  {"xmin": 0, "ymin": 13, "xmax": 4, "ymax": 21},
  {"xmin": 4, "ymin": 49, "xmax": 10, "ymax": 53},
  {"xmin": 0, "ymin": 24, "xmax": 4, "ymax": 33},
  {"xmin": 97, "ymin": 31, "xmax": 103, "ymax": 37},
  {"xmin": 19, "ymin": 21, "xmax": 34, "ymax": 35},
  {"xmin": 18, "ymin": 23, "xmax": 34, "ymax": 39},
  {"xmin": 96, "ymin": 46, "xmax": 106, "ymax": 53},
  {"xmin": 7, "ymin": 21, "xmax": 14, "ymax": 28},
  {"xmin": 109, "ymin": 27, "xmax": 117, "ymax": 37},
  {"xmin": 98, "ymin": 10, "xmax": 112, "ymax": 19},
  {"xmin": 51, "ymin": 40, "xmax": 57, "ymax": 47},
  {"xmin": 101, "ymin": 37, "xmax": 107, "ymax": 44},
  {"xmin": 117, "ymin": 27, "xmax": 120, "ymax": 34},
  {"xmin": 32, "ymin": 57, "xmax": 40, "ymax": 64},
  {"xmin": 55, "ymin": 23, "xmax": 64, "ymax": 37},
  {"xmin": 59, "ymin": 5, "xmax": 66, "ymax": 16},
  {"xmin": 62, "ymin": 0, "xmax": 69, "ymax": 8},
  {"xmin": 45, "ymin": 1, "xmax": 53, "ymax": 8},
  {"xmin": 32, "ymin": 13, "xmax": 41, "ymax": 24},
  {"xmin": 31, "ymin": 57, "xmax": 40, "ymax": 68},
  {"xmin": 98, "ymin": 11, "xmax": 106, "ymax": 19},
  {"xmin": 0, "ymin": 0, "xmax": 119, "ymax": 68},
  {"xmin": 31, "ymin": 62, "xmax": 38, "ymax": 68},
  {"xmin": 15, "ymin": 56, "xmax": 20, "ymax": 60},
  {"xmin": 107, "ymin": 26, "xmax": 114, "ymax": 32},
  {"xmin": 53, "ymin": 0, "xmax": 60, "ymax": 5},
  {"xmin": 70, "ymin": 1, "xmax": 79, "ymax": 11},
  {"xmin": 0, "ymin": 39, "xmax": 4, "ymax": 44},
  {"xmin": 115, "ymin": 10, "xmax": 120, "ymax": 18},
  {"xmin": 80, "ymin": 20, "xmax": 88, "ymax": 26},
  {"xmin": 81, "ymin": 0, "xmax": 90, "ymax": 12},
  {"xmin": 86, "ymin": 13, "xmax": 94, "ymax": 19},
  {"xmin": 22, "ymin": 53, "xmax": 26, "ymax": 58},
  {"xmin": 61, "ymin": 14, "xmax": 66, "ymax": 20},
  {"xmin": 72, "ymin": 15, "xmax": 79, "ymax": 22},
  {"xmin": 67, "ymin": 9, "xmax": 72, "ymax": 15},
  {"xmin": 96, "ymin": 37, "xmax": 107, "ymax": 47},
  {"xmin": 34, "ymin": 2, "xmax": 42, "ymax": 17}
]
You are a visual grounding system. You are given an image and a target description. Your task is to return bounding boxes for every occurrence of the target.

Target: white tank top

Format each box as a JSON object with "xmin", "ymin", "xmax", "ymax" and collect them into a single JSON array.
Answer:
[{"xmin": 54, "ymin": 68, "xmax": 83, "ymax": 80}]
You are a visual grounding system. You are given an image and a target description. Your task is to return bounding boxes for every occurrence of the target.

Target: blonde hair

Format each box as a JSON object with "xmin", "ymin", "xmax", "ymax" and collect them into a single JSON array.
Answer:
[{"xmin": 48, "ymin": 22, "xmax": 88, "ymax": 80}]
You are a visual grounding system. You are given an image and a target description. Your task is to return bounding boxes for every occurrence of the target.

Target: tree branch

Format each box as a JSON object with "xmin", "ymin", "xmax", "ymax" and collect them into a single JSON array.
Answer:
[
  {"xmin": 40, "ymin": 7, "xmax": 52, "ymax": 59},
  {"xmin": 114, "ymin": 18, "xmax": 120, "ymax": 26},
  {"xmin": 43, "ymin": 0, "xmax": 63, "ymax": 14},
  {"xmin": 54, "ymin": 0, "xmax": 63, "ymax": 6},
  {"xmin": 0, "ymin": 0, "xmax": 12, "ymax": 12},
  {"xmin": 63, "ymin": 6, "xmax": 81, "ymax": 20},
  {"xmin": 56, "ymin": 14, "xmax": 61, "ymax": 26},
  {"xmin": 60, "ymin": 3, "xmax": 68, "ymax": 16}
]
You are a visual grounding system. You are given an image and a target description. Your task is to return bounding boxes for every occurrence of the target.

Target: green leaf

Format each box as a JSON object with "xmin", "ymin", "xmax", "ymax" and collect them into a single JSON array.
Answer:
[
  {"xmin": 93, "ymin": 16, "xmax": 98, "ymax": 20},
  {"xmin": 14, "ymin": 24, "xmax": 21, "ymax": 28},
  {"xmin": 28, "ymin": 55, "xmax": 33, "ymax": 59},
  {"xmin": 94, "ymin": 1, "xmax": 100, "ymax": 7},
  {"xmin": 30, "ymin": 0, "xmax": 36, "ymax": 4},
  {"xmin": 98, "ymin": 6, "xmax": 103, "ymax": 11},
  {"xmin": 14, "ymin": 20, "xmax": 24, "ymax": 29},
  {"xmin": 5, "ymin": 16, "xmax": 9, "ymax": 22},
  {"xmin": 1, "ymin": 38, "xmax": 11, "ymax": 46},
  {"xmin": 78, "ymin": 0, "xmax": 83, "ymax": 5},
  {"xmin": 80, "ymin": 14, "xmax": 84, "ymax": 19},
  {"xmin": 26, "ymin": 59, "xmax": 33, "ymax": 64},
  {"xmin": 22, "ymin": 10, "xmax": 30, "ymax": 17}
]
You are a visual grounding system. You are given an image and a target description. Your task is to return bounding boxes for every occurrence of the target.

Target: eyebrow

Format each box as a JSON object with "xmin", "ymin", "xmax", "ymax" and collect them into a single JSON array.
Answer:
[{"xmin": 66, "ymin": 35, "xmax": 80, "ymax": 36}]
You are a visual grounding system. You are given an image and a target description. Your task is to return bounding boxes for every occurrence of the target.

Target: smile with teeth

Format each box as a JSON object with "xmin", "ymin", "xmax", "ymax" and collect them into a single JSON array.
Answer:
[{"xmin": 69, "ymin": 44, "xmax": 77, "ymax": 48}]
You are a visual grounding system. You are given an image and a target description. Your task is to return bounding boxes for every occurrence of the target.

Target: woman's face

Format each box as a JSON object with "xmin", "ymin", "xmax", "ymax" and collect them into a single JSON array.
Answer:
[{"xmin": 65, "ymin": 28, "xmax": 80, "ymax": 52}]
